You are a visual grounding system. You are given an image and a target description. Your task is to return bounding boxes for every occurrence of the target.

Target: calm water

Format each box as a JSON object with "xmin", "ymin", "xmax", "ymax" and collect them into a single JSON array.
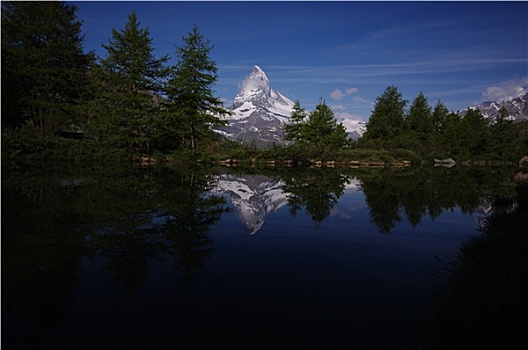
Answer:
[{"xmin": 1, "ymin": 162, "xmax": 522, "ymax": 349}]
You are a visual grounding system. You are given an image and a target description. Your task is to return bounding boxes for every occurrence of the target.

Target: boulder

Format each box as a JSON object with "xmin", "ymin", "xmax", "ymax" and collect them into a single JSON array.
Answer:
[{"xmin": 434, "ymin": 158, "xmax": 456, "ymax": 164}]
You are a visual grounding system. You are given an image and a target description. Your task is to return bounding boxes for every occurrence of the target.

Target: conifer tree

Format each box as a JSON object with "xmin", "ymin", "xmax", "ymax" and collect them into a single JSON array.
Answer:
[
  {"xmin": 406, "ymin": 92, "xmax": 432, "ymax": 136},
  {"xmin": 431, "ymin": 100, "xmax": 449, "ymax": 133},
  {"xmin": 283, "ymin": 101, "xmax": 306, "ymax": 142},
  {"xmin": 164, "ymin": 24, "xmax": 230, "ymax": 151},
  {"xmin": 1, "ymin": 1, "xmax": 90, "ymax": 132},
  {"xmin": 89, "ymin": 12, "xmax": 169, "ymax": 152},
  {"xmin": 460, "ymin": 108, "xmax": 488, "ymax": 156},
  {"xmin": 488, "ymin": 107, "xmax": 517, "ymax": 158},
  {"xmin": 363, "ymin": 86, "xmax": 407, "ymax": 147},
  {"xmin": 430, "ymin": 100, "xmax": 450, "ymax": 153},
  {"xmin": 300, "ymin": 100, "xmax": 349, "ymax": 148}
]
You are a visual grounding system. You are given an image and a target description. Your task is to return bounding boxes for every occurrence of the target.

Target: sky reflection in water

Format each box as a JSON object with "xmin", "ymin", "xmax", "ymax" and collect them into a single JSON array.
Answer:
[{"xmin": 3, "ymin": 165, "xmax": 508, "ymax": 349}]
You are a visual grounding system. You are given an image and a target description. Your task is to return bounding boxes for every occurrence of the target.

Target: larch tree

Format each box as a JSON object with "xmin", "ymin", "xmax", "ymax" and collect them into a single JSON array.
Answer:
[
  {"xmin": 89, "ymin": 11, "xmax": 169, "ymax": 153},
  {"xmin": 1, "ymin": 1, "xmax": 90, "ymax": 132},
  {"xmin": 283, "ymin": 101, "xmax": 307, "ymax": 142},
  {"xmin": 300, "ymin": 100, "xmax": 349, "ymax": 149},
  {"xmin": 164, "ymin": 24, "xmax": 230, "ymax": 152},
  {"xmin": 406, "ymin": 92, "xmax": 433, "ymax": 136},
  {"xmin": 363, "ymin": 86, "xmax": 407, "ymax": 147}
]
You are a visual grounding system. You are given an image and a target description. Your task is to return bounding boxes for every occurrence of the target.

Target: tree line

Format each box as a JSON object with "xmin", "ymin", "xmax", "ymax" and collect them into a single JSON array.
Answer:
[
  {"xmin": 358, "ymin": 86, "xmax": 527, "ymax": 161},
  {"xmin": 2, "ymin": 1, "xmax": 527, "ymax": 163},
  {"xmin": 2, "ymin": 1, "xmax": 230, "ymax": 159}
]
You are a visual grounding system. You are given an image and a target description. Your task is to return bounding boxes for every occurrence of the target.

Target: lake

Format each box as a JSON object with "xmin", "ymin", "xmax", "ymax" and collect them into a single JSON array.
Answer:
[{"xmin": 2, "ymin": 162, "xmax": 526, "ymax": 349}]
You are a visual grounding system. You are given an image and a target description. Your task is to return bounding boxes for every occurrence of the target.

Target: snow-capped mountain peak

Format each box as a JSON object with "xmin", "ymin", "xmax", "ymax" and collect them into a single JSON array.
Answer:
[
  {"xmin": 217, "ymin": 65, "xmax": 295, "ymax": 148},
  {"xmin": 238, "ymin": 65, "xmax": 270, "ymax": 95}
]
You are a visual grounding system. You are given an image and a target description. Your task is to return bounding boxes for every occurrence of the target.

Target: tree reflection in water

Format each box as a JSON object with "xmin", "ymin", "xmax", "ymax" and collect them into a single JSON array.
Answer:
[
  {"xmin": 279, "ymin": 167, "xmax": 350, "ymax": 227},
  {"xmin": 2, "ymin": 161, "xmax": 522, "ymax": 344},
  {"xmin": 424, "ymin": 182, "xmax": 528, "ymax": 349},
  {"xmin": 2, "ymin": 162, "xmax": 229, "ymax": 327}
]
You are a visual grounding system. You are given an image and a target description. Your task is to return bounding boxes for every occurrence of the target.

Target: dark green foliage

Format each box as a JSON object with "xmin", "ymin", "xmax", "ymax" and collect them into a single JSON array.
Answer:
[
  {"xmin": 87, "ymin": 12, "xmax": 169, "ymax": 154},
  {"xmin": 460, "ymin": 108, "xmax": 489, "ymax": 156},
  {"xmin": 362, "ymin": 86, "xmax": 407, "ymax": 147},
  {"xmin": 163, "ymin": 24, "xmax": 230, "ymax": 151},
  {"xmin": 283, "ymin": 100, "xmax": 307, "ymax": 142},
  {"xmin": 283, "ymin": 99, "xmax": 350, "ymax": 155},
  {"xmin": 2, "ymin": 1, "xmax": 525, "ymax": 164},
  {"xmin": 406, "ymin": 92, "xmax": 433, "ymax": 135},
  {"xmin": 488, "ymin": 107, "xmax": 518, "ymax": 159},
  {"xmin": 360, "ymin": 87, "xmax": 527, "ymax": 162},
  {"xmin": 401, "ymin": 92, "xmax": 433, "ymax": 152},
  {"xmin": 1, "ymin": 1, "xmax": 91, "ymax": 132}
]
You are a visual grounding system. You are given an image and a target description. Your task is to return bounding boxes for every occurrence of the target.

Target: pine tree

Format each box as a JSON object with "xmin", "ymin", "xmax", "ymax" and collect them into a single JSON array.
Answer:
[
  {"xmin": 460, "ymin": 108, "xmax": 488, "ymax": 156},
  {"xmin": 440, "ymin": 112, "xmax": 463, "ymax": 156},
  {"xmin": 489, "ymin": 107, "xmax": 516, "ymax": 158},
  {"xmin": 363, "ymin": 86, "xmax": 407, "ymax": 147},
  {"xmin": 300, "ymin": 100, "xmax": 349, "ymax": 148},
  {"xmin": 1, "ymin": 1, "xmax": 90, "ymax": 132},
  {"xmin": 283, "ymin": 101, "xmax": 306, "ymax": 142},
  {"xmin": 430, "ymin": 100, "xmax": 450, "ymax": 154},
  {"xmin": 164, "ymin": 24, "xmax": 230, "ymax": 151},
  {"xmin": 89, "ymin": 12, "xmax": 169, "ymax": 152},
  {"xmin": 431, "ymin": 100, "xmax": 449, "ymax": 133},
  {"xmin": 406, "ymin": 92, "xmax": 432, "ymax": 136}
]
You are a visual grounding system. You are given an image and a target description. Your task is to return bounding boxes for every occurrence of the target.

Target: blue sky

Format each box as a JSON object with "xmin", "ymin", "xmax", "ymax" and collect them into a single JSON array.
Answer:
[{"xmin": 71, "ymin": 1, "xmax": 527, "ymax": 128}]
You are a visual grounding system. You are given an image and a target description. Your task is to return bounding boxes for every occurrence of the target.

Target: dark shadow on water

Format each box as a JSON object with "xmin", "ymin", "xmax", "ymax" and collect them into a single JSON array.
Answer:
[
  {"xmin": 424, "ymin": 182, "xmax": 528, "ymax": 349},
  {"xmin": 1, "ymin": 161, "xmax": 523, "ymax": 349},
  {"xmin": 2, "ymin": 162, "xmax": 229, "ymax": 335}
]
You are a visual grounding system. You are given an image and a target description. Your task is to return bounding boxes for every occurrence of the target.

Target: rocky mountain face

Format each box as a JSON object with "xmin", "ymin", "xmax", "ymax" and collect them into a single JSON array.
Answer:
[
  {"xmin": 459, "ymin": 92, "xmax": 528, "ymax": 123},
  {"xmin": 216, "ymin": 66, "xmax": 295, "ymax": 148},
  {"xmin": 211, "ymin": 173, "xmax": 288, "ymax": 234}
]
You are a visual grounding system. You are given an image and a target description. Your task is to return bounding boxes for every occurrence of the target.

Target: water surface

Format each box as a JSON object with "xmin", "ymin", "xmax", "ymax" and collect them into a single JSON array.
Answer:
[{"xmin": 2, "ymin": 163, "xmax": 518, "ymax": 349}]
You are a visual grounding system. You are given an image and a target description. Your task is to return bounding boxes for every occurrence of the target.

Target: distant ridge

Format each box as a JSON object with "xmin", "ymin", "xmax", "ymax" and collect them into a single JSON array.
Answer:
[{"xmin": 459, "ymin": 91, "xmax": 528, "ymax": 123}]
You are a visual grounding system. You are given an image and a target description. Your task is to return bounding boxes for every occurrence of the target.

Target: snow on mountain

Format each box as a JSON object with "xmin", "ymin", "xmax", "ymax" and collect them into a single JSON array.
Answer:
[
  {"xmin": 217, "ymin": 66, "xmax": 295, "ymax": 148},
  {"xmin": 459, "ymin": 91, "xmax": 528, "ymax": 123},
  {"xmin": 212, "ymin": 174, "xmax": 288, "ymax": 235}
]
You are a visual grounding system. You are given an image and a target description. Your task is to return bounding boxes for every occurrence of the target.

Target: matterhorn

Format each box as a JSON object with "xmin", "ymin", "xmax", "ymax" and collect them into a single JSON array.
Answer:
[{"xmin": 217, "ymin": 66, "xmax": 295, "ymax": 148}]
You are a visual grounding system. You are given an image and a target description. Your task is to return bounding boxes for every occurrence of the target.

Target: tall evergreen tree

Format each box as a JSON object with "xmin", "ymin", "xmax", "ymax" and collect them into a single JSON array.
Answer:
[
  {"xmin": 299, "ymin": 100, "xmax": 349, "ymax": 148},
  {"xmin": 283, "ymin": 101, "xmax": 306, "ymax": 142},
  {"xmin": 88, "ymin": 12, "xmax": 169, "ymax": 152},
  {"xmin": 1, "ymin": 1, "xmax": 90, "ymax": 132},
  {"xmin": 431, "ymin": 100, "xmax": 449, "ymax": 133},
  {"xmin": 406, "ymin": 92, "xmax": 432, "ymax": 135},
  {"xmin": 440, "ymin": 112, "xmax": 464, "ymax": 156},
  {"xmin": 430, "ymin": 100, "xmax": 450, "ymax": 154},
  {"xmin": 460, "ymin": 108, "xmax": 489, "ymax": 156},
  {"xmin": 363, "ymin": 86, "xmax": 407, "ymax": 147},
  {"xmin": 488, "ymin": 107, "xmax": 517, "ymax": 158},
  {"xmin": 164, "ymin": 24, "xmax": 230, "ymax": 151}
]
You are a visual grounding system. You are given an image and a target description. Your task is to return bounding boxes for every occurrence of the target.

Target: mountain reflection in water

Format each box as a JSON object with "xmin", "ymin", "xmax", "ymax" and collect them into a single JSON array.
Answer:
[{"xmin": 2, "ymin": 162, "xmax": 522, "ymax": 349}]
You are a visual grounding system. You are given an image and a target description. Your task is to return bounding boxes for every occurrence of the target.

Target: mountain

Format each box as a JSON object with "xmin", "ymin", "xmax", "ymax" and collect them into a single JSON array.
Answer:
[
  {"xmin": 216, "ymin": 66, "xmax": 295, "ymax": 148},
  {"xmin": 458, "ymin": 91, "xmax": 528, "ymax": 123},
  {"xmin": 212, "ymin": 173, "xmax": 288, "ymax": 234}
]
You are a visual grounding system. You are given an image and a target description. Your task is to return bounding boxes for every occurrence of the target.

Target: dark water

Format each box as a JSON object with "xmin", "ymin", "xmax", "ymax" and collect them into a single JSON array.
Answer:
[{"xmin": 2, "ymin": 162, "xmax": 524, "ymax": 349}]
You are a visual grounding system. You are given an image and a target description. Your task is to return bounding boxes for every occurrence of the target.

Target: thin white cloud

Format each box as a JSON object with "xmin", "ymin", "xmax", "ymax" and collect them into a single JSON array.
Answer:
[
  {"xmin": 352, "ymin": 96, "xmax": 367, "ymax": 104},
  {"xmin": 330, "ymin": 87, "xmax": 359, "ymax": 101},
  {"xmin": 482, "ymin": 77, "xmax": 528, "ymax": 102},
  {"xmin": 330, "ymin": 89, "xmax": 346, "ymax": 101}
]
